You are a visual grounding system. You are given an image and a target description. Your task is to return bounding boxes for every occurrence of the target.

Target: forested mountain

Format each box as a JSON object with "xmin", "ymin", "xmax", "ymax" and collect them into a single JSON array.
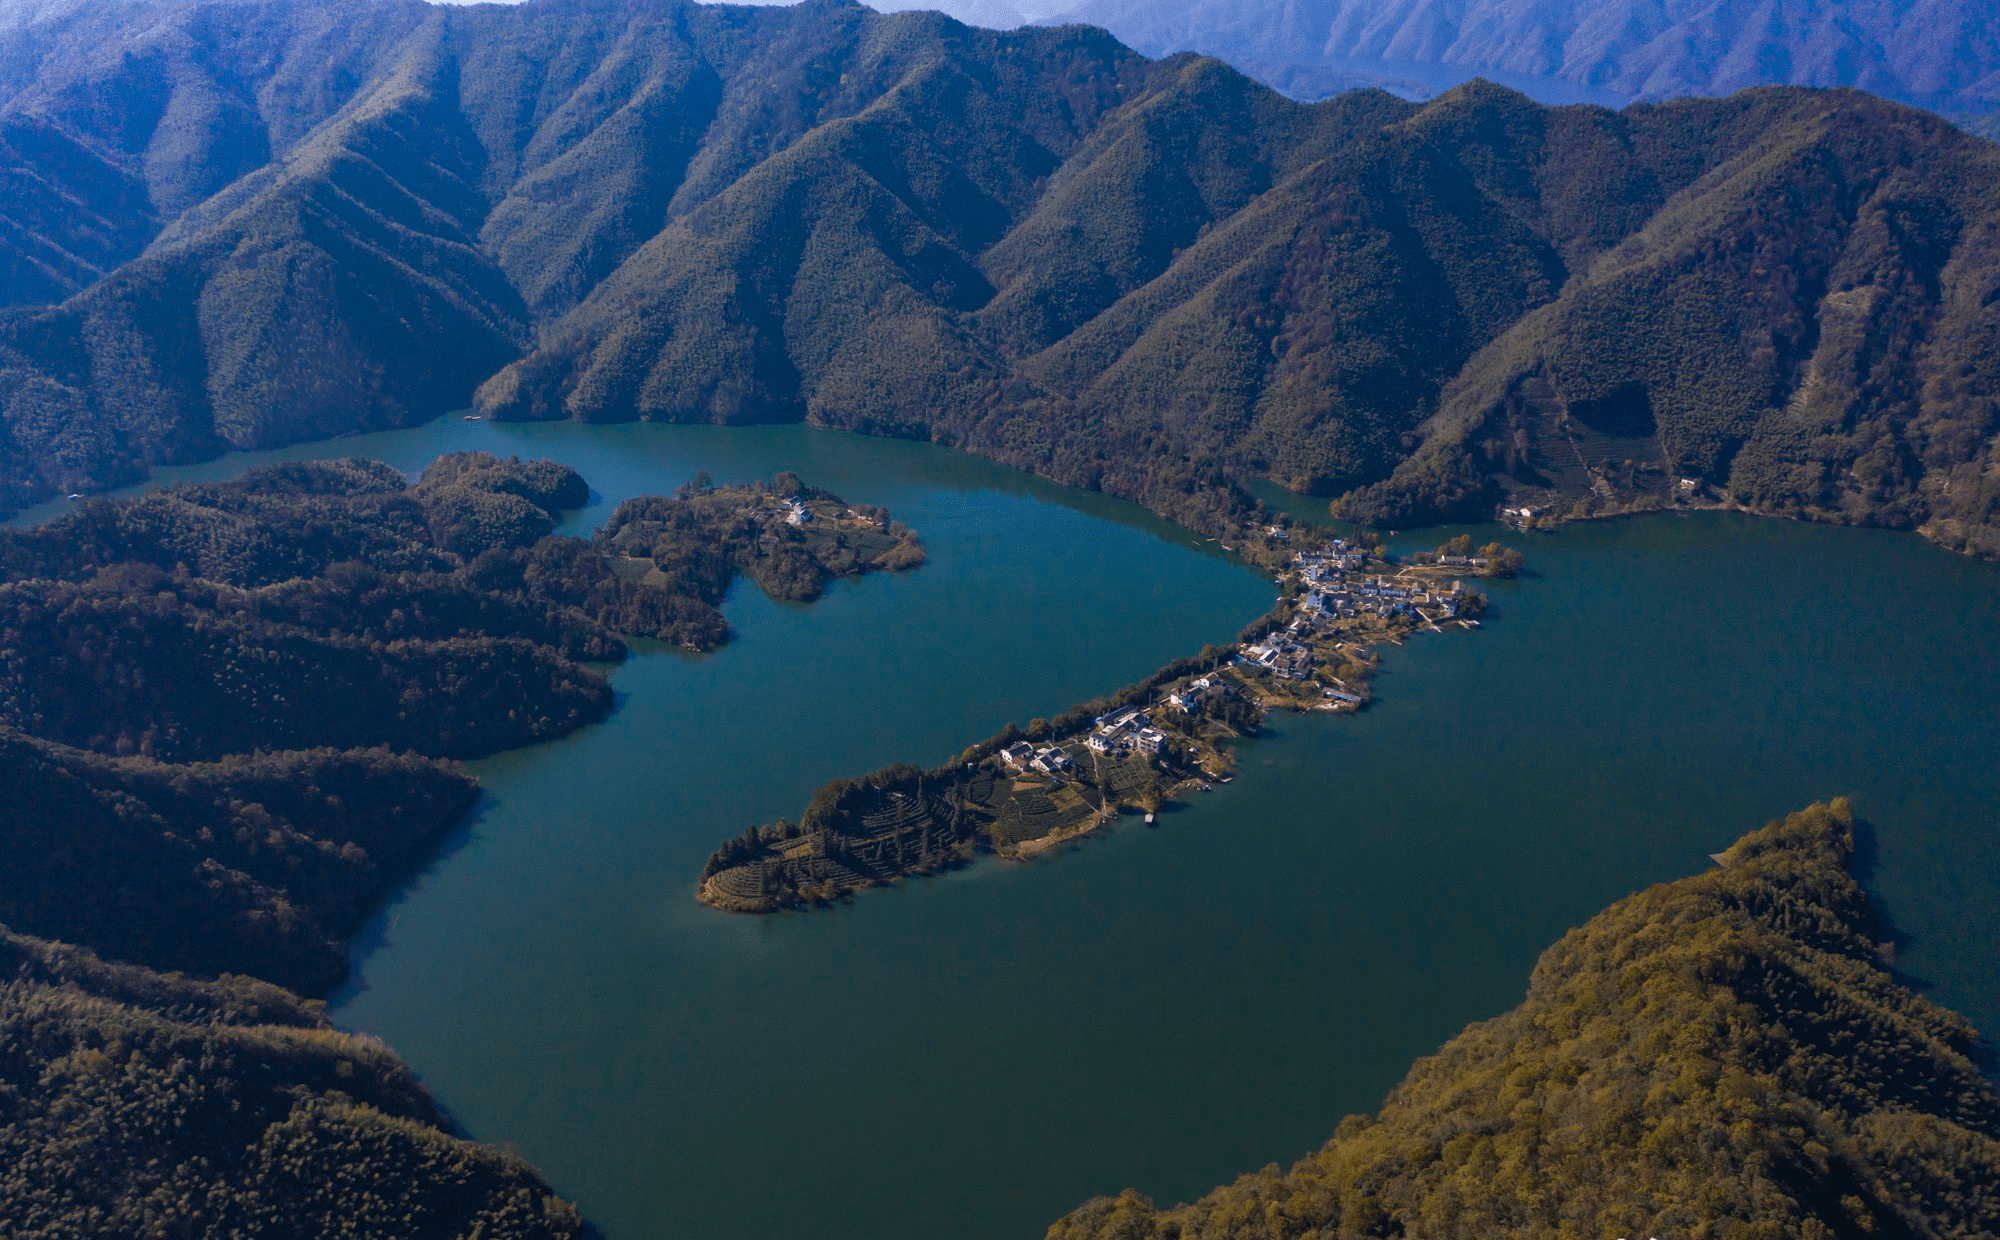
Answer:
[
  {"xmin": 1050, "ymin": 800, "xmax": 2000, "ymax": 1239},
  {"xmin": 1, "ymin": 0, "xmax": 1997, "ymax": 556},
  {"xmin": 0, "ymin": 926, "xmax": 581, "ymax": 1240},
  {"xmin": 0, "ymin": 455, "xmax": 617, "ymax": 762}
]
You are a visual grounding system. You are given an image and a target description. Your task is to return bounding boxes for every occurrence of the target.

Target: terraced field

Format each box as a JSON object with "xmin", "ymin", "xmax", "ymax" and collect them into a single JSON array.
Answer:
[{"xmin": 991, "ymin": 786, "xmax": 1096, "ymax": 847}]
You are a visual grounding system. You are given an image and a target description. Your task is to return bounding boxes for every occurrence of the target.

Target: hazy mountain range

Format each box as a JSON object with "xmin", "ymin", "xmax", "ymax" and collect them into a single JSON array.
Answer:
[
  {"xmin": 19, "ymin": 0, "xmax": 1984, "ymax": 115},
  {"xmin": 866, "ymin": 0, "xmax": 2000, "ymax": 118}
]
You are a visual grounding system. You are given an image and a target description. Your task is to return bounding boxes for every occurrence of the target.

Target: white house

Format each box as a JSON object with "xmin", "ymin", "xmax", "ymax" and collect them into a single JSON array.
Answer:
[
  {"xmin": 1095, "ymin": 706, "xmax": 1143, "ymax": 733},
  {"xmin": 1031, "ymin": 746, "xmax": 1073, "ymax": 774}
]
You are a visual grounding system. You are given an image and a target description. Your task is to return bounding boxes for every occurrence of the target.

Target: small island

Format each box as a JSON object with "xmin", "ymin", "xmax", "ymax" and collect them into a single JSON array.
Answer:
[
  {"xmin": 698, "ymin": 525, "xmax": 1522, "ymax": 912},
  {"xmin": 595, "ymin": 469, "xmax": 924, "ymax": 638}
]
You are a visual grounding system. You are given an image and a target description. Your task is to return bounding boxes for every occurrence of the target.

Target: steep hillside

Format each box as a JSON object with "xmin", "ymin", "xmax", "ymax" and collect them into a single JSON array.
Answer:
[
  {"xmin": 1050, "ymin": 800, "xmax": 2000, "ymax": 1240},
  {"xmin": 0, "ymin": 926, "xmax": 581, "ymax": 1240},
  {"xmin": 0, "ymin": 450, "xmax": 609, "ymax": 991},
  {"xmin": 0, "ymin": 0, "xmax": 438, "ymax": 306},
  {"xmin": 496, "ymin": 68, "xmax": 2000, "ymax": 555},
  {"xmin": 1337, "ymin": 88, "xmax": 2000, "ymax": 559},
  {"xmin": 2, "ymin": 0, "xmax": 1999, "ymax": 557},
  {"xmin": 0, "ymin": 730, "xmax": 476, "ymax": 992}
]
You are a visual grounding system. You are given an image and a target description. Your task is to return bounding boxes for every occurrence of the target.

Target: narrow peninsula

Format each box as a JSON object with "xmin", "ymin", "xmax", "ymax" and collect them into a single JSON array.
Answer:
[{"xmin": 698, "ymin": 525, "xmax": 1521, "ymax": 912}]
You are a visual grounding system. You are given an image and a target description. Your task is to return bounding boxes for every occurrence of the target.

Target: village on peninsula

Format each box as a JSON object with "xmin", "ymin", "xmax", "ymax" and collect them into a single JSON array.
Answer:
[{"xmin": 697, "ymin": 521, "xmax": 1523, "ymax": 913}]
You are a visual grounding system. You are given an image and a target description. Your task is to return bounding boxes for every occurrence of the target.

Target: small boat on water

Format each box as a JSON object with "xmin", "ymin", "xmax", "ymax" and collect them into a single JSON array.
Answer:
[{"xmin": 462, "ymin": 414, "xmax": 483, "ymax": 420}]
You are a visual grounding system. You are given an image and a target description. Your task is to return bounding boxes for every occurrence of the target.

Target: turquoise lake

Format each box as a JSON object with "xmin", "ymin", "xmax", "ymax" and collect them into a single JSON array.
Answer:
[{"xmin": 47, "ymin": 420, "xmax": 2000, "ymax": 1239}]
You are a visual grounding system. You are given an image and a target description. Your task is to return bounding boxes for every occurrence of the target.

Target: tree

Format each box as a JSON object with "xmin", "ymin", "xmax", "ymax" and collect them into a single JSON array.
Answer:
[{"xmin": 1478, "ymin": 542, "xmax": 1526, "ymax": 576}]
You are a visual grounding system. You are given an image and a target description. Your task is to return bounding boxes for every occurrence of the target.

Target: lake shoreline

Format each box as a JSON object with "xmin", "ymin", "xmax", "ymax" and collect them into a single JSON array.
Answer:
[{"xmin": 316, "ymin": 422, "xmax": 2000, "ymax": 1240}]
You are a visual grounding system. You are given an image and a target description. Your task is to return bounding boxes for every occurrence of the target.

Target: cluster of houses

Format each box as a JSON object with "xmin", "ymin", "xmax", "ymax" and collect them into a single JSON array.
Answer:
[
  {"xmin": 1289, "ymin": 544, "xmax": 1465, "ymax": 624},
  {"xmin": 1293, "ymin": 544, "xmax": 1367, "ymax": 581},
  {"xmin": 785, "ymin": 498, "xmax": 814, "ymax": 526},
  {"xmin": 1168, "ymin": 676, "xmax": 1225, "ymax": 713},
  {"xmin": 1085, "ymin": 706, "xmax": 1167, "ymax": 757},
  {"xmin": 1301, "ymin": 577, "xmax": 1461, "ymax": 621},
  {"xmin": 1241, "ymin": 634, "xmax": 1316, "ymax": 679},
  {"xmin": 990, "ymin": 534, "xmax": 1491, "ymax": 785},
  {"xmin": 1000, "ymin": 740, "xmax": 1077, "ymax": 776},
  {"xmin": 997, "ymin": 681, "xmax": 1247, "ymax": 783},
  {"xmin": 1242, "ymin": 618, "xmax": 1369, "ymax": 705}
]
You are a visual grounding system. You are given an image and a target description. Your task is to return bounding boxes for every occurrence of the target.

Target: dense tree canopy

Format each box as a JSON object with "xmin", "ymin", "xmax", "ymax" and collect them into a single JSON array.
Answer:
[
  {"xmin": 0, "ymin": 927, "xmax": 581, "ymax": 1240},
  {"xmin": 0, "ymin": 730, "xmax": 474, "ymax": 992}
]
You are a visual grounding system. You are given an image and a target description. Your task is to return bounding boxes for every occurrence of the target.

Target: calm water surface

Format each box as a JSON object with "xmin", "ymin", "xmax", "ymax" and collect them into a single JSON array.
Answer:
[{"xmin": 42, "ymin": 422, "xmax": 2000, "ymax": 1239}]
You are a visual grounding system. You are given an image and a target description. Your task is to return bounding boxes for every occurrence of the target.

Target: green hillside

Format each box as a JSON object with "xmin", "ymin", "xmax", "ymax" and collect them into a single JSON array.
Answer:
[
  {"xmin": 0, "ymin": 454, "xmax": 616, "ymax": 761},
  {"xmin": 1049, "ymin": 801, "xmax": 2000, "ymax": 1240},
  {"xmin": 0, "ymin": 925, "xmax": 580, "ymax": 1240},
  {"xmin": 2, "ymin": 1, "xmax": 1998, "ymax": 556},
  {"xmin": 0, "ymin": 730, "xmax": 475, "ymax": 992}
]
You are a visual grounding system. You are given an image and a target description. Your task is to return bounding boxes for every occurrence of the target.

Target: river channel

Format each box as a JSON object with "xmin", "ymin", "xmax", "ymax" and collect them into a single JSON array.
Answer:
[{"xmin": 39, "ymin": 419, "xmax": 2000, "ymax": 1240}]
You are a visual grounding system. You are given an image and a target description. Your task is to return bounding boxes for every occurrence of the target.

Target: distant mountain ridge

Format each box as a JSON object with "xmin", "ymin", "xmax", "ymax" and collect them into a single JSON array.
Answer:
[
  {"xmin": 1, "ymin": 0, "xmax": 1999, "ymax": 560},
  {"xmin": 890, "ymin": 0, "xmax": 2000, "ymax": 118}
]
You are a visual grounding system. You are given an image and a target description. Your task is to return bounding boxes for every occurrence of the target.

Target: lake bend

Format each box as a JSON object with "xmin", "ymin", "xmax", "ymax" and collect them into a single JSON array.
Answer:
[{"xmin": 35, "ymin": 418, "xmax": 2000, "ymax": 1240}]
